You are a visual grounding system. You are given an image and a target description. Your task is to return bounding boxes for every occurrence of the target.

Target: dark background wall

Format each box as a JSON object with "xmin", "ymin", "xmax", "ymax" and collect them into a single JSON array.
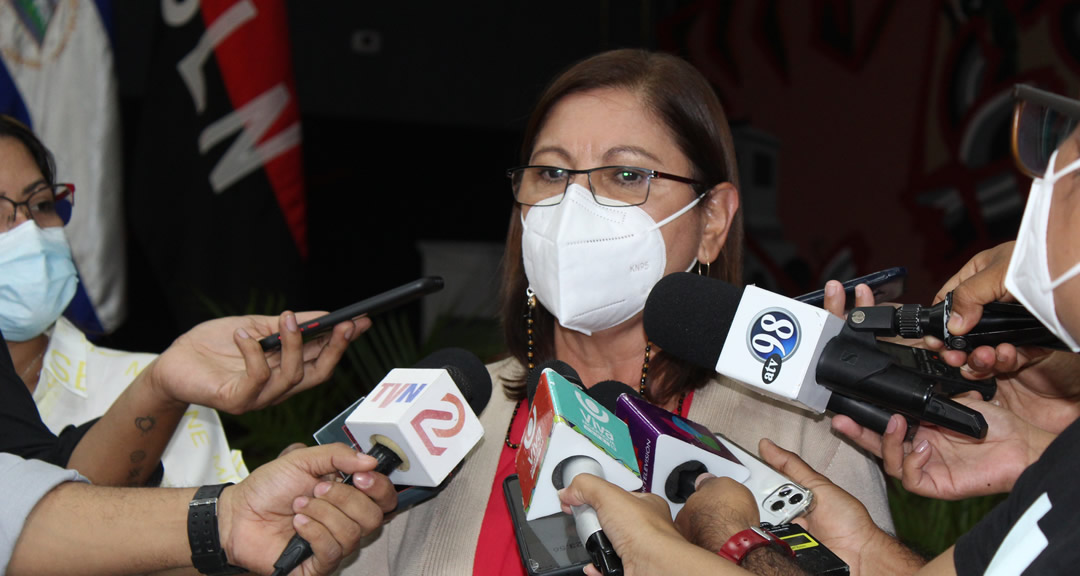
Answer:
[{"xmin": 103, "ymin": 0, "xmax": 1080, "ymax": 355}]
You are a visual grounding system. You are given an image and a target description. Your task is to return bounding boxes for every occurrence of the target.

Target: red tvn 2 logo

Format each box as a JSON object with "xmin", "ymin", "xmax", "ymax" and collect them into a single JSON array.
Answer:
[{"xmin": 410, "ymin": 394, "xmax": 466, "ymax": 456}]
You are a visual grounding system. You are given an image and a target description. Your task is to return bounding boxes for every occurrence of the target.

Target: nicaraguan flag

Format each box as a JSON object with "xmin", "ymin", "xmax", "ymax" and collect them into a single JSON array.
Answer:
[{"xmin": 0, "ymin": 0, "xmax": 125, "ymax": 336}]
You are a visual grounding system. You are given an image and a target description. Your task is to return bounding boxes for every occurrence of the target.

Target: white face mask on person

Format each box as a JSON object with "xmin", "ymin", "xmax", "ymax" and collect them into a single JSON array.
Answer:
[
  {"xmin": 1005, "ymin": 149, "xmax": 1080, "ymax": 351},
  {"xmin": 0, "ymin": 220, "xmax": 79, "ymax": 342},
  {"xmin": 521, "ymin": 183, "xmax": 701, "ymax": 335}
]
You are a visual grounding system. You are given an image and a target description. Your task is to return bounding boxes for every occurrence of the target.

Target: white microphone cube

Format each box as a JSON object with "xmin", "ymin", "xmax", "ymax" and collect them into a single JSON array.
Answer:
[
  {"xmin": 345, "ymin": 367, "xmax": 484, "ymax": 487},
  {"xmin": 715, "ymin": 285, "xmax": 841, "ymax": 413}
]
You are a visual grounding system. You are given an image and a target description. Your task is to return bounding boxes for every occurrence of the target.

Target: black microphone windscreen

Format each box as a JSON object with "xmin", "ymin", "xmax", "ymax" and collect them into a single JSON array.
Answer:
[
  {"xmin": 415, "ymin": 347, "xmax": 493, "ymax": 415},
  {"xmin": 586, "ymin": 380, "xmax": 640, "ymax": 414},
  {"xmin": 526, "ymin": 359, "xmax": 582, "ymax": 406},
  {"xmin": 643, "ymin": 272, "xmax": 745, "ymax": 371}
]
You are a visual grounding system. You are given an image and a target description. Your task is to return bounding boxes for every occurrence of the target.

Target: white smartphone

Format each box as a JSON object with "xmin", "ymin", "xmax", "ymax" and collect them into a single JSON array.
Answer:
[{"xmin": 714, "ymin": 433, "xmax": 813, "ymax": 526}]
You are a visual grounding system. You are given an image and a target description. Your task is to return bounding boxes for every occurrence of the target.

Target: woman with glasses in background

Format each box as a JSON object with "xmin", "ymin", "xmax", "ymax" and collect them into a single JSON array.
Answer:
[
  {"xmin": 0, "ymin": 114, "xmax": 368, "ymax": 488},
  {"xmin": 337, "ymin": 48, "xmax": 893, "ymax": 576}
]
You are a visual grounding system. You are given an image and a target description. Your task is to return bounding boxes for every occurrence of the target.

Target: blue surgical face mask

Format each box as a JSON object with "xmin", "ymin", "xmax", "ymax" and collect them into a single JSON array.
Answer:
[{"xmin": 0, "ymin": 221, "xmax": 78, "ymax": 342}]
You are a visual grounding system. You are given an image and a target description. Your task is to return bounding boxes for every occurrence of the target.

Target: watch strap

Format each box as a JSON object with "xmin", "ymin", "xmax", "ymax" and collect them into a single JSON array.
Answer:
[
  {"xmin": 716, "ymin": 525, "xmax": 795, "ymax": 565},
  {"xmin": 188, "ymin": 483, "xmax": 246, "ymax": 575}
]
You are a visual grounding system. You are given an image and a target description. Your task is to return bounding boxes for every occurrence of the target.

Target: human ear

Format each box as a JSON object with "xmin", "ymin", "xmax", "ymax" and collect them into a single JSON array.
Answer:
[{"xmin": 697, "ymin": 182, "xmax": 739, "ymax": 265}]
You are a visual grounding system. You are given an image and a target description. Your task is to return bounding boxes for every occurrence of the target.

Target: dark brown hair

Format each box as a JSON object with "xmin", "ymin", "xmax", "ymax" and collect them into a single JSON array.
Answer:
[
  {"xmin": 0, "ymin": 115, "xmax": 56, "ymax": 187},
  {"xmin": 498, "ymin": 49, "xmax": 743, "ymax": 404}
]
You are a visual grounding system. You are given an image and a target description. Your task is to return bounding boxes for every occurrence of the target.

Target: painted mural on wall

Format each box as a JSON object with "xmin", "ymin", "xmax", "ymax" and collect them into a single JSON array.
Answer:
[{"xmin": 657, "ymin": 0, "xmax": 1080, "ymax": 304}]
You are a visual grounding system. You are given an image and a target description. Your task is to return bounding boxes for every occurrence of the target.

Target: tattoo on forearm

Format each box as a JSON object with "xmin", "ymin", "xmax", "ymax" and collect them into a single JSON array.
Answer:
[
  {"xmin": 130, "ymin": 450, "xmax": 147, "ymax": 464},
  {"xmin": 134, "ymin": 416, "xmax": 156, "ymax": 436}
]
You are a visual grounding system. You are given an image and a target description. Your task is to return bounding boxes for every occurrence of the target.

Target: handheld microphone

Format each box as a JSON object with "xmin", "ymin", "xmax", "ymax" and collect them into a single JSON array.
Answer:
[
  {"xmin": 644, "ymin": 274, "xmax": 838, "ymax": 413},
  {"xmin": 584, "ymin": 381, "xmax": 751, "ymax": 519},
  {"xmin": 516, "ymin": 367, "xmax": 641, "ymax": 576},
  {"xmin": 345, "ymin": 347, "xmax": 490, "ymax": 485},
  {"xmin": 616, "ymin": 393, "xmax": 750, "ymax": 519},
  {"xmin": 527, "ymin": 359, "xmax": 583, "ymax": 404},
  {"xmin": 895, "ymin": 292, "xmax": 1068, "ymax": 352},
  {"xmin": 272, "ymin": 348, "xmax": 492, "ymax": 576},
  {"xmin": 644, "ymin": 273, "xmax": 988, "ymax": 439}
]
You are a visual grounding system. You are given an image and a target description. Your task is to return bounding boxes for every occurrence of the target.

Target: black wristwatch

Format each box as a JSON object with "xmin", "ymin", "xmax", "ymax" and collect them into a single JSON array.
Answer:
[{"xmin": 188, "ymin": 483, "xmax": 247, "ymax": 575}]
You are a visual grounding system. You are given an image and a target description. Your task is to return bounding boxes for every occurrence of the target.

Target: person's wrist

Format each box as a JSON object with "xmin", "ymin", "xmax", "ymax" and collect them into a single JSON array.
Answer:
[
  {"xmin": 1022, "ymin": 426, "xmax": 1055, "ymax": 477},
  {"xmin": 715, "ymin": 525, "xmax": 794, "ymax": 565},
  {"xmin": 216, "ymin": 484, "xmax": 236, "ymax": 566},
  {"xmin": 861, "ymin": 526, "xmax": 927, "ymax": 574},
  {"xmin": 689, "ymin": 516, "xmax": 755, "ymax": 553},
  {"xmin": 144, "ymin": 357, "xmax": 189, "ymax": 411},
  {"xmin": 188, "ymin": 483, "xmax": 245, "ymax": 575},
  {"xmin": 677, "ymin": 480, "xmax": 762, "ymax": 552}
]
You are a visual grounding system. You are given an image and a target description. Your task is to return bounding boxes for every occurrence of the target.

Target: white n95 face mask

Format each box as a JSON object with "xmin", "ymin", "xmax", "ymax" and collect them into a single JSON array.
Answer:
[
  {"xmin": 521, "ymin": 183, "xmax": 701, "ymax": 335},
  {"xmin": 0, "ymin": 221, "xmax": 79, "ymax": 342},
  {"xmin": 1004, "ymin": 149, "xmax": 1080, "ymax": 351}
]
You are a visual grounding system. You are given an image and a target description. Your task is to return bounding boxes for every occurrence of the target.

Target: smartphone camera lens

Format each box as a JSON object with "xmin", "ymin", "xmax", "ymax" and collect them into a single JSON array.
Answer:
[
  {"xmin": 770, "ymin": 500, "xmax": 786, "ymax": 512},
  {"xmin": 778, "ymin": 488, "xmax": 792, "ymax": 497},
  {"xmin": 789, "ymin": 494, "xmax": 804, "ymax": 505}
]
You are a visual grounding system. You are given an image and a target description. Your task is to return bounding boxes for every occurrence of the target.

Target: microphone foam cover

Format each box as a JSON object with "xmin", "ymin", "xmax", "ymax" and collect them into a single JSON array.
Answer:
[
  {"xmin": 644, "ymin": 272, "xmax": 745, "ymax": 371},
  {"xmin": 415, "ymin": 347, "xmax": 493, "ymax": 415},
  {"xmin": 526, "ymin": 359, "xmax": 582, "ymax": 406},
  {"xmin": 586, "ymin": 380, "xmax": 640, "ymax": 414}
]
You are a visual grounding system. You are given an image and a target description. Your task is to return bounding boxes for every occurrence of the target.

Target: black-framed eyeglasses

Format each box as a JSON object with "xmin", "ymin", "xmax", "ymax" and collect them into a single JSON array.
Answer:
[
  {"xmin": 507, "ymin": 165, "xmax": 704, "ymax": 207},
  {"xmin": 1012, "ymin": 84, "xmax": 1080, "ymax": 178},
  {"xmin": 0, "ymin": 183, "xmax": 75, "ymax": 233}
]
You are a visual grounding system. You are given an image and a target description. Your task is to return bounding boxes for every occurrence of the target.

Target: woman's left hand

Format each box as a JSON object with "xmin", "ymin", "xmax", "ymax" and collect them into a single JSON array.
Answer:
[{"xmin": 148, "ymin": 311, "xmax": 369, "ymax": 414}]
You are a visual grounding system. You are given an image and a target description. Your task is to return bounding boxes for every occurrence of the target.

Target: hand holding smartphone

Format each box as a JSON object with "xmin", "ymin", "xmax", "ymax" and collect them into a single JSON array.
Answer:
[
  {"xmin": 258, "ymin": 276, "xmax": 444, "ymax": 351},
  {"xmin": 796, "ymin": 267, "xmax": 907, "ymax": 312},
  {"xmin": 713, "ymin": 433, "xmax": 814, "ymax": 526}
]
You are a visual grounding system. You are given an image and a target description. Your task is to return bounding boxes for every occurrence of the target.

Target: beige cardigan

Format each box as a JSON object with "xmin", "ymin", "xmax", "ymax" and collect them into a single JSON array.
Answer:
[{"xmin": 336, "ymin": 357, "xmax": 893, "ymax": 575}]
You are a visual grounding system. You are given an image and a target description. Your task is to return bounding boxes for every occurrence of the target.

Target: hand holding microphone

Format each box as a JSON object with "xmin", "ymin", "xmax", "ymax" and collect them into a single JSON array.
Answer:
[
  {"xmin": 920, "ymin": 242, "xmax": 1080, "ymax": 434},
  {"xmin": 644, "ymin": 272, "xmax": 988, "ymax": 439},
  {"xmin": 583, "ymin": 381, "xmax": 751, "ymax": 520},
  {"xmin": 516, "ymin": 361, "xmax": 642, "ymax": 575},
  {"xmin": 272, "ymin": 348, "xmax": 492, "ymax": 576},
  {"xmin": 556, "ymin": 473, "xmax": 726, "ymax": 576}
]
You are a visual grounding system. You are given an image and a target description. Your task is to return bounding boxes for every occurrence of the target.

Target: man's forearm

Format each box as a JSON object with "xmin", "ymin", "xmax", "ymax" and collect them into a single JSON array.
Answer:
[
  {"xmin": 853, "ymin": 529, "xmax": 928, "ymax": 576},
  {"xmin": 9, "ymin": 483, "xmax": 197, "ymax": 575},
  {"xmin": 67, "ymin": 365, "xmax": 187, "ymax": 486},
  {"xmin": 683, "ymin": 514, "xmax": 808, "ymax": 575}
]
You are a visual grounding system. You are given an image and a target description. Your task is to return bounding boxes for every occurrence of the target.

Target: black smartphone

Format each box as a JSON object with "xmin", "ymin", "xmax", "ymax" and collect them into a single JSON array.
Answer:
[
  {"xmin": 259, "ymin": 276, "xmax": 444, "ymax": 351},
  {"xmin": 503, "ymin": 474, "xmax": 591, "ymax": 576},
  {"xmin": 795, "ymin": 267, "xmax": 908, "ymax": 312}
]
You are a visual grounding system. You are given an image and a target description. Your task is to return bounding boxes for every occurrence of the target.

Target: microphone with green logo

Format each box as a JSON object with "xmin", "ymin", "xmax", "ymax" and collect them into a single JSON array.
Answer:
[{"xmin": 515, "ymin": 364, "xmax": 642, "ymax": 576}]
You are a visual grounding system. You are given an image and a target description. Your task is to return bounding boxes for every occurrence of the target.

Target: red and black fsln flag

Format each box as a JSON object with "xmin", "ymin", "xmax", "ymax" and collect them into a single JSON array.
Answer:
[{"xmin": 130, "ymin": 0, "xmax": 307, "ymax": 329}]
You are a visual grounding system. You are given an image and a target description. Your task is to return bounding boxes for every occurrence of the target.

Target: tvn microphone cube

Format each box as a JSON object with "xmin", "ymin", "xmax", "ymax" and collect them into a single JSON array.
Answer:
[
  {"xmin": 715, "ymin": 285, "xmax": 842, "ymax": 413},
  {"xmin": 345, "ymin": 367, "xmax": 484, "ymax": 487},
  {"xmin": 515, "ymin": 369, "xmax": 642, "ymax": 521},
  {"xmin": 616, "ymin": 393, "xmax": 750, "ymax": 519}
]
